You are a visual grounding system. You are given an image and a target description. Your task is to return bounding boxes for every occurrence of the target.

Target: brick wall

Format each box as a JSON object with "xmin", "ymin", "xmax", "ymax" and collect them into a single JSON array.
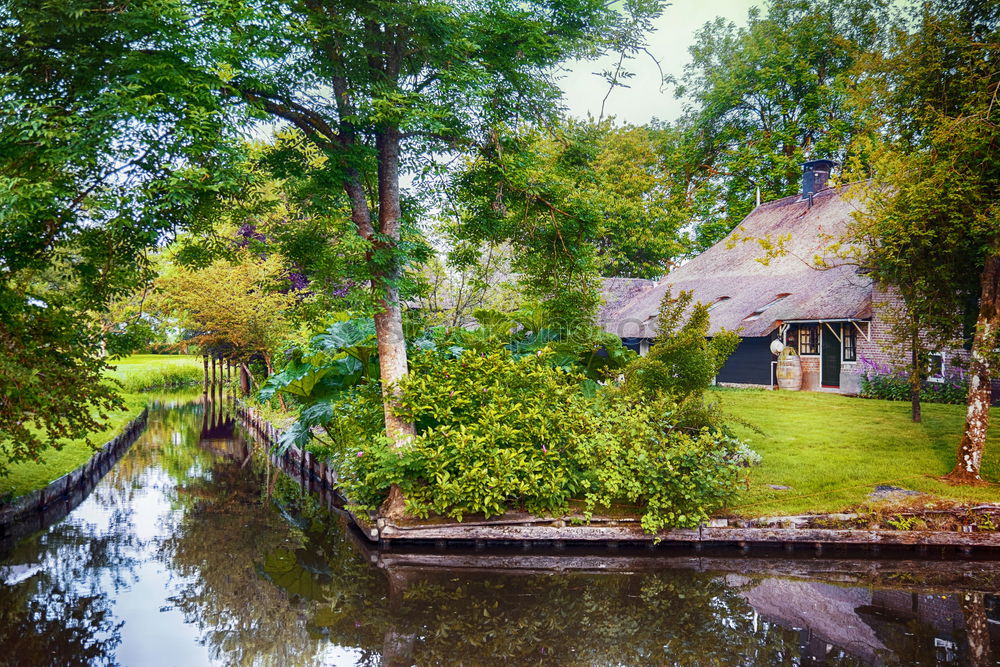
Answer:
[
  {"xmin": 800, "ymin": 356, "xmax": 821, "ymax": 391},
  {"xmin": 855, "ymin": 285, "xmax": 970, "ymax": 375}
]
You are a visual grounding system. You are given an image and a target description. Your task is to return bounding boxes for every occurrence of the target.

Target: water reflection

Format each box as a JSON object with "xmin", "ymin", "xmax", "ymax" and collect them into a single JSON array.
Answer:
[{"xmin": 1, "ymin": 393, "xmax": 998, "ymax": 665}]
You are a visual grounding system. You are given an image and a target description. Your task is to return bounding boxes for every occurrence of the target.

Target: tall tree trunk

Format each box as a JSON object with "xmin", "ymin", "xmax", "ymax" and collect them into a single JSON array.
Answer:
[
  {"xmin": 910, "ymin": 327, "xmax": 922, "ymax": 423},
  {"xmin": 374, "ymin": 127, "xmax": 415, "ymax": 521},
  {"xmin": 374, "ymin": 127, "xmax": 415, "ymax": 445},
  {"xmin": 947, "ymin": 252, "xmax": 1000, "ymax": 483}
]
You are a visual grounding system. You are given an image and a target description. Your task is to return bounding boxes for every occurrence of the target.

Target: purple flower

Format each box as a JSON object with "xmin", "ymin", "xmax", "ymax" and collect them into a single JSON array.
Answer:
[
  {"xmin": 287, "ymin": 271, "xmax": 309, "ymax": 291},
  {"xmin": 356, "ymin": 451, "xmax": 364, "ymax": 457},
  {"xmin": 234, "ymin": 223, "xmax": 267, "ymax": 248}
]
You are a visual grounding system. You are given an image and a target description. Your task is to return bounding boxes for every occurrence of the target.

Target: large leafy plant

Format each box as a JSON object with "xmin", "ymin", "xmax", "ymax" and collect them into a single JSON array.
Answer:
[{"xmin": 259, "ymin": 317, "xmax": 379, "ymax": 451}]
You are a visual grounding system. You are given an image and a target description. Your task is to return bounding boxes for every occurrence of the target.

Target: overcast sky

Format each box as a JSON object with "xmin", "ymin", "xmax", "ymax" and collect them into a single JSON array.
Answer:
[{"xmin": 559, "ymin": 0, "xmax": 761, "ymax": 125}]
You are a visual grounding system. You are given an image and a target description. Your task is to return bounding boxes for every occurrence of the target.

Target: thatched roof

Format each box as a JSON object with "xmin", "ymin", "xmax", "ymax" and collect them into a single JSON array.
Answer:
[
  {"xmin": 598, "ymin": 277, "xmax": 656, "ymax": 332},
  {"xmin": 601, "ymin": 186, "xmax": 873, "ymax": 339}
]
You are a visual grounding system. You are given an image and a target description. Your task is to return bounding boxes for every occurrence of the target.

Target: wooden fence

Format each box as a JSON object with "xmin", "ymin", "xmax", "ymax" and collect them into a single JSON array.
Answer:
[{"xmin": 231, "ymin": 403, "xmax": 349, "ymax": 514}]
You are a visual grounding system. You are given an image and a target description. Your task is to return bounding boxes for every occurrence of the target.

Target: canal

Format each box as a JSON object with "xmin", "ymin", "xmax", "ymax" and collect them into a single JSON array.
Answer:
[{"xmin": 1, "ymin": 393, "xmax": 998, "ymax": 665}]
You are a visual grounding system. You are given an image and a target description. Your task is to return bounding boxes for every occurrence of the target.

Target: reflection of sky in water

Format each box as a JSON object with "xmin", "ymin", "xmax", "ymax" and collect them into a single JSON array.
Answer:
[{"xmin": 0, "ymin": 395, "xmax": 996, "ymax": 666}]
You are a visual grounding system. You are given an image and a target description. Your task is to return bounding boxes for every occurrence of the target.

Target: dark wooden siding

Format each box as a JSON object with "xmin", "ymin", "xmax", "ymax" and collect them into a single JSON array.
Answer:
[{"xmin": 716, "ymin": 336, "xmax": 772, "ymax": 385}]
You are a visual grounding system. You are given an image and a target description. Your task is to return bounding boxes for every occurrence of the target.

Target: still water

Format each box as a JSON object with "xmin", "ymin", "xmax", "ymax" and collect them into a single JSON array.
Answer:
[{"xmin": 2, "ymin": 394, "xmax": 999, "ymax": 666}]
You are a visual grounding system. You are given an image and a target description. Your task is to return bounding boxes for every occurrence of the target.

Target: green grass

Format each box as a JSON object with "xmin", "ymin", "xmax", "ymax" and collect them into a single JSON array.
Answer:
[
  {"xmin": 714, "ymin": 388, "xmax": 1000, "ymax": 517},
  {"xmin": 108, "ymin": 354, "xmax": 203, "ymax": 392},
  {"xmin": 0, "ymin": 354, "xmax": 203, "ymax": 499}
]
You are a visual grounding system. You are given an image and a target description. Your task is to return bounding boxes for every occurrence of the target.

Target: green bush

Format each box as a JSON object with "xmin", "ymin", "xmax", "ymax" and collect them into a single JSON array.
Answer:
[
  {"xmin": 857, "ymin": 358, "xmax": 969, "ymax": 405},
  {"xmin": 623, "ymin": 290, "xmax": 739, "ymax": 401},
  {"xmin": 577, "ymin": 394, "xmax": 752, "ymax": 532},
  {"xmin": 341, "ymin": 350, "xmax": 592, "ymax": 519},
  {"xmin": 337, "ymin": 349, "xmax": 755, "ymax": 530}
]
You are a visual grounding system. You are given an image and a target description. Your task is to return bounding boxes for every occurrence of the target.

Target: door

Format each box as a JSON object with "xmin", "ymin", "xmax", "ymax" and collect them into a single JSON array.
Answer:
[{"xmin": 821, "ymin": 325, "xmax": 841, "ymax": 387}]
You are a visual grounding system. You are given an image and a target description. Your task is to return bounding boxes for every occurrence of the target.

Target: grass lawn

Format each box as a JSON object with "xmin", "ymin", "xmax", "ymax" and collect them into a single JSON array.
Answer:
[
  {"xmin": 715, "ymin": 388, "xmax": 1000, "ymax": 517},
  {"xmin": 0, "ymin": 354, "xmax": 202, "ymax": 499}
]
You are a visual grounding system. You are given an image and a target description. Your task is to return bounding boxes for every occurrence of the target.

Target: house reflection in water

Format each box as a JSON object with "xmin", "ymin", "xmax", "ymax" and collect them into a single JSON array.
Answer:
[{"xmin": 736, "ymin": 574, "xmax": 999, "ymax": 664}]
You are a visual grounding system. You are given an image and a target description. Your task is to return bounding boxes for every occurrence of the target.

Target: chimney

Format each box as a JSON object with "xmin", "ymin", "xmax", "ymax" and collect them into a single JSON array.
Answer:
[{"xmin": 801, "ymin": 159, "xmax": 838, "ymax": 200}]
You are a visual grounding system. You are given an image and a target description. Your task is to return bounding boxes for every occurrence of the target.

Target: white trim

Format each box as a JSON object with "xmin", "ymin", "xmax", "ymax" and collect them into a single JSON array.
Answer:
[
  {"xmin": 840, "ymin": 323, "xmax": 858, "ymax": 363},
  {"xmin": 928, "ymin": 351, "xmax": 946, "ymax": 383}
]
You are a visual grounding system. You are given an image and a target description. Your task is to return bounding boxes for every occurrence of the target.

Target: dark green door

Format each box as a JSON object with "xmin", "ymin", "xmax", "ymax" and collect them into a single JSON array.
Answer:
[{"xmin": 821, "ymin": 325, "xmax": 841, "ymax": 387}]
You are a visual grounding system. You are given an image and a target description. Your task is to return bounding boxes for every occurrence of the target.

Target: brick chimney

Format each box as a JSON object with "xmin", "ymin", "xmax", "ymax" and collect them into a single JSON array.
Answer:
[{"xmin": 801, "ymin": 159, "xmax": 838, "ymax": 200}]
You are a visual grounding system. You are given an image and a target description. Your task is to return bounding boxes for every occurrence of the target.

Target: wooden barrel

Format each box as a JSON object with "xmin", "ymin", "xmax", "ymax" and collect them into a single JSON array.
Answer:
[{"xmin": 775, "ymin": 348, "xmax": 802, "ymax": 391}]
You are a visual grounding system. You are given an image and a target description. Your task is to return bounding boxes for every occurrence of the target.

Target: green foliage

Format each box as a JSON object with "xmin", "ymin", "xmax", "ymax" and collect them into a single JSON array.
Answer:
[
  {"xmin": 675, "ymin": 0, "xmax": 891, "ymax": 249},
  {"xmin": 624, "ymin": 289, "xmax": 740, "ymax": 400},
  {"xmin": 858, "ymin": 369, "xmax": 970, "ymax": 406},
  {"xmin": 577, "ymin": 395, "xmax": 751, "ymax": 532},
  {"xmin": 447, "ymin": 120, "xmax": 690, "ymax": 283},
  {"xmin": 335, "ymin": 346, "xmax": 754, "ymax": 531},
  {"xmin": 0, "ymin": 0, "xmax": 242, "ymax": 469},
  {"xmin": 0, "ymin": 304, "xmax": 121, "ymax": 477},
  {"xmin": 344, "ymin": 350, "xmax": 593, "ymax": 519}
]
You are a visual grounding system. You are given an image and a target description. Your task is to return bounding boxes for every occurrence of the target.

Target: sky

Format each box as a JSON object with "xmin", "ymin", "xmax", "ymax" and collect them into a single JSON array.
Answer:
[{"xmin": 559, "ymin": 0, "xmax": 762, "ymax": 125}]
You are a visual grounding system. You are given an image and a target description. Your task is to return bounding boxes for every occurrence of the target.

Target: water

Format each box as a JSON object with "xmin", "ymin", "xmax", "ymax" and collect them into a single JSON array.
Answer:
[{"xmin": 1, "ymin": 394, "xmax": 999, "ymax": 666}]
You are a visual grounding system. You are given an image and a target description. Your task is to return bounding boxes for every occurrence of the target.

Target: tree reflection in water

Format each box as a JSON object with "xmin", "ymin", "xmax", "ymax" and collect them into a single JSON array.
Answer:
[{"xmin": 1, "ymin": 393, "xmax": 998, "ymax": 666}]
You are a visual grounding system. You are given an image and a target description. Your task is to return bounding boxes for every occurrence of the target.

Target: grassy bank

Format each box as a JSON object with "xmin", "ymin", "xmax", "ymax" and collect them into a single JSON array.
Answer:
[
  {"xmin": 716, "ymin": 389, "xmax": 1000, "ymax": 517},
  {"xmin": 0, "ymin": 354, "xmax": 203, "ymax": 499}
]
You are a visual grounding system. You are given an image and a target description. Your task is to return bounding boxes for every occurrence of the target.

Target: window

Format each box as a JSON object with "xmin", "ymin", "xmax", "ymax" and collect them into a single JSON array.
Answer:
[
  {"xmin": 708, "ymin": 296, "xmax": 731, "ymax": 311},
  {"xmin": 743, "ymin": 293, "xmax": 791, "ymax": 322},
  {"xmin": 798, "ymin": 324, "xmax": 819, "ymax": 355},
  {"xmin": 928, "ymin": 353, "xmax": 945, "ymax": 382},
  {"xmin": 842, "ymin": 324, "xmax": 857, "ymax": 361}
]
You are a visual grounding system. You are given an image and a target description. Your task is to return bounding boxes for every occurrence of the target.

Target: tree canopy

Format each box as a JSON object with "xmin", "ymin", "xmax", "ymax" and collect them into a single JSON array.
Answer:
[
  {"xmin": 675, "ymin": 0, "xmax": 892, "ymax": 249},
  {"xmin": 844, "ymin": 0, "xmax": 1000, "ymax": 480}
]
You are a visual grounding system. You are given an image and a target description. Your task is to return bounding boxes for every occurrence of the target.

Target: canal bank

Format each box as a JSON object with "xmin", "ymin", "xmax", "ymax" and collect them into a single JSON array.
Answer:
[
  {"xmin": 234, "ymin": 403, "xmax": 1000, "ymax": 555},
  {"xmin": 3, "ymin": 392, "xmax": 1000, "ymax": 665}
]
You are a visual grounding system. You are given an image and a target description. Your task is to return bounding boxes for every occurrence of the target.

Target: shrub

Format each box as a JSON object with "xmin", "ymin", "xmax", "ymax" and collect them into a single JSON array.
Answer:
[
  {"xmin": 623, "ymin": 289, "xmax": 739, "ymax": 401},
  {"xmin": 857, "ymin": 355, "xmax": 969, "ymax": 404},
  {"xmin": 340, "ymin": 350, "xmax": 593, "ymax": 519},
  {"xmin": 337, "ymin": 348, "xmax": 756, "ymax": 531},
  {"xmin": 576, "ymin": 394, "xmax": 753, "ymax": 532}
]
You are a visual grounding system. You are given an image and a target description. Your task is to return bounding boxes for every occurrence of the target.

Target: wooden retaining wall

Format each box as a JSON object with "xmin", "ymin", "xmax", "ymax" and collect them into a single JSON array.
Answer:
[
  {"xmin": 0, "ymin": 408, "xmax": 149, "ymax": 549},
  {"xmin": 232, "ymin": 403, "xmax": 349, "ymax": 514}
]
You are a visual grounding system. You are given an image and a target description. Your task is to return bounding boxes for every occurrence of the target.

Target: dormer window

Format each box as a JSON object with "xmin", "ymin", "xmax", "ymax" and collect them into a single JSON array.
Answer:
[
  {"xmin": 707, "ymin": 296, "xmax": 731, "ymax": 311},
  {"xmin": 743, "ymin": 294, "xmax": 790, "ymax": 321}
]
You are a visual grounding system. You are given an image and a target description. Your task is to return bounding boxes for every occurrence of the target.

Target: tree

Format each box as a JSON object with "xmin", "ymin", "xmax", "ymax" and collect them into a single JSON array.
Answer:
[
  {"xmin": 676, "ymin": 0, "xmax": 892, "ymax": 250},
  {"xmin": 624, "ymin": 289, "xmax": 739, "ymax": 401},
  {"xmin": 180, "ymin": 0, "xmax": 665, "ymax": 460},
  {"xmin": 154, "ymin": 250, "xmax": 299, "ymax": 376},
  {"xmin": 450, "ymin": 120, "xmax": 691, "ymax": 281},
  {"xmin": 845, "ymin": 0, "xmax": 1000, "ymax": 481},
  {"xmin": 0, "ymin": 0, "xmax": 239, "ymax": 473}
]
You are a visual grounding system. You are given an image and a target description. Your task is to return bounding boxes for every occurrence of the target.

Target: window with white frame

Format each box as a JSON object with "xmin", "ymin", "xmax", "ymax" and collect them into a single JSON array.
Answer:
[
  {"xmin": 928, "ymin": 352, "xmax": 945, "ymax": 382},
  {"xmin": 841, "ymin": 324, "xmax": 857, "ymax": 362},
  {"xmin": 797, "ymin": 324, "xmax": 819, "ymax": 355}
]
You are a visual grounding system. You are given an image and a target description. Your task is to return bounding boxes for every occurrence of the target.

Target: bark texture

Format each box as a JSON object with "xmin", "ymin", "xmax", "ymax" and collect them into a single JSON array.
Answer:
[
  {"xmin": 947, "ymin": 252, "xmax": 1000, "ymax": 483},
  {"xmin": 910, "ymin": 330, "xmax": 921, "ymax": 423},
  {"xmin": 960, "ymin": 592, "xmax": 992, "ymax": 667}
]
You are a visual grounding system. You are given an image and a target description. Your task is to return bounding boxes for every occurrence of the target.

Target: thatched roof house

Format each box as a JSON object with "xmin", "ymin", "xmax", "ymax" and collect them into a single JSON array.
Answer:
[{"xmin": 600, "ymin": 160, "xmax": 913, "ymax": 392}]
